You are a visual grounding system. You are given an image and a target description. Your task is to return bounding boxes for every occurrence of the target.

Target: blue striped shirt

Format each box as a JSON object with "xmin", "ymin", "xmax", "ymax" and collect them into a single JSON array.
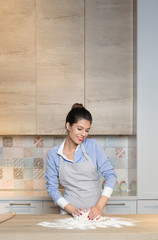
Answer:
[{"xmin": 45, "ymin": 138, "xmax": 117, "ymax": 207}]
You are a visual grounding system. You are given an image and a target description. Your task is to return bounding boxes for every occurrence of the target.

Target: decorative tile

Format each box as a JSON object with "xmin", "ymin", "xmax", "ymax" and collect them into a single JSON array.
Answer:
[
  {"xmin": 0, "ymin": 168, "xmax": 3, "ymax": 179},
  {"xmin": 43, "ymin": 148, "xmax": 51, "ymax": 160},
  {"xmin": 33, "ymin": 148, "xmax": 43, "ymax": 158},
  {"xmin": 0, "ymin": 148, "xmax": 3, "ymax": 159},
  {"xmin": 0, "ymin": 180, "xmax": 3, "ymax": 189},
  {"xmin": 34, "ymin": 136, "xmax": 44, "ymax": 148},
  {"xmin": 13, "ymin": 136, "xmax": 23, "ymax": 147},
  {"xmin": 2, "ymin": 179, "xmax": 14, "ymax": 189},
  {"xmin": 13, "ymin": 158, "xmax": 23, "ymax": 168},
  {"xmin": 115, "ymin": 147, "xmax": 128, "ymax": 159},
  {"xmin": 33, "ymin": 169, "xmax": 44, "ymax": 179},
  {"xmin": 3, "ymin": 148, "xmax": 23, "ymax": 159},
  {"xmin": 14, "ymin": 179, "xmax": 24, "ymax": 189},
  {"xmin": 23, "ymin": 158, "xmax": 33, "ymax": 168},
  {"xmin": 33, "ymin": 179, "xmax": 46, "ymax": 190},
  {"xmin": 128, "ymin": 148, "xmax": 136, "ymax": 169},
  {"xmin": 3, "ymin": 167, "xmax": 13, "ymax": 179},
  {"xmin": 0, "ymin": 136, "xmax": 2, "ymax": 147},
  {"xmin": 128, "ymin": 148, "xmax": 136, "ymax": 160},
  {"xmin": 23, "ymin": 136, "xmax": 34, "ymax": 147},
  {"xmin": 109, "ymin": 158, "xmax": 116, "ymax": 168},
  {"xmin": 95, "ymin": 136, "xmax": 106, "ymax": 147},
  {"xmin": 128, "ymin": 169, "xmax": 137, "ymax": 184},
  {"xmin": 23, "ymin": 168, "xmax": 33, "ymax": 179},
  {"xmin": 114, "ymin": 169, "xmax": 128, "ymax": 184},
  {"xmin": 3, "ymin": 137, "xmax": 13, "ymax": 147},
  {"xmin": 44, "ymin": 137, "xmax": 54, "ymax": 147},
  {"xmin": 105, "ymin": 148, "xmax": 115, "ymax": 159},
  {"xmin": 54, "ymin": 137, "xmax": 64, "ymax": 146},
  {"xmin": 0, "ymin": 159, "xmax": 13, "ymax": 167},
  {"xmin": 115, "ymin": 136, "xmax": 128, "ymax": 147},
  {"xmin": 13, "ymin": 168, "xmax": 23, "ymax": 179},
  {"xmin": 24, "ymin": 148, "xmax": 33, "ymax": 158},
  {"xmin": 24, "ymin": 180, "xmax": 33, "ymax": 189},
  {"xmin": 115, "ymin": 158, "xmax": 128, "ymax": 169},
  {"xmin": 105, "ymin": 137, "xmax": 115, "ymax": 147},
  {"xmin": 34, "ymin": 158, "xmax": 44, "ymax": 169}
]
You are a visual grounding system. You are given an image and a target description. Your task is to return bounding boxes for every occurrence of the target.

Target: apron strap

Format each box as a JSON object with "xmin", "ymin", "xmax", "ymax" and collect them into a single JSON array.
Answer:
[
  {"xmin": 59, "ymin": 143, "xmax": 91, "ymax": 163},
  {"xmin": 81, "ymin": 143, "xmax": 91, "ymax": 162}
]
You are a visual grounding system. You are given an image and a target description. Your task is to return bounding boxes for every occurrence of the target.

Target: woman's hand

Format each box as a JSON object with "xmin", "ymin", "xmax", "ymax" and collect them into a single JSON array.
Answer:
[
  {"xmin": 86, "ymin": 206, "xmax": 102, "ymax": 220},
  {"xmin": 72, "ymin": 208, "xmax": 84, "ymax": 217},
  {"xmin": 64, "ymin": 203, "xmax": 84, "ymax": 217},
  {"xmin": 87, "ymin": 195, "xmax": 109, "ymax": 220}
]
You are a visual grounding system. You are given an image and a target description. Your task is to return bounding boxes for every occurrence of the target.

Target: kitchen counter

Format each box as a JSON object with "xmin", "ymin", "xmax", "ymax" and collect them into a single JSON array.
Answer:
[
  {"xmin": 0, "ymin": 190, "xmax": 137, "ymax": 200},
  {"xmin": 0, "ymin": 214, "xmax": 158, "ymax": 240}
]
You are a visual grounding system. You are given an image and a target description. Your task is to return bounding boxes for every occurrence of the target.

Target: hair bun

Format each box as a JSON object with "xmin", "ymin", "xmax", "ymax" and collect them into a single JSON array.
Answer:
[{"xmin": 71, "ymin": 103, "xmax": 84, "ymax": 109}]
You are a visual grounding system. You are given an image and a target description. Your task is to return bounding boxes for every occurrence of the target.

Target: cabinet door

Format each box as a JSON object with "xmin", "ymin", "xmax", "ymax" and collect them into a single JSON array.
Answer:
[
  {"xmin": 137, "ymin": 0, "xmax": 158, "ymax": 200},
  {"xmin": 0, "ymin": 201, "xmax": 43, "ymax": 214},
  {"xmin": 104, "ymin": 200, "xmax": 137, "ymax": 215},
  {"xmin": 0, "ymin": 0, "xmax": 36, "ymax": 135},
  {"xmin": 36, "ymin": 0, "xmax": 84, "ymax": 135},
  {"xmin": 138, "ymin": 200, "xmax": 158, "ymax": 214},
  {"xmin": 85, "ymin": 0, "xmax": 133, "ymax": 135},
  {"xmin": 43, "ymin": 200, "xmax": 60, "ymax": 214}
]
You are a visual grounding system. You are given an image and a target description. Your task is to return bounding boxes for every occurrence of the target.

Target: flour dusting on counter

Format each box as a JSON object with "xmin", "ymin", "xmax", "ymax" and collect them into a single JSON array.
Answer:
[{"xmin": 37, "ymin": 212, "xmax": 137, "ymax": 230}]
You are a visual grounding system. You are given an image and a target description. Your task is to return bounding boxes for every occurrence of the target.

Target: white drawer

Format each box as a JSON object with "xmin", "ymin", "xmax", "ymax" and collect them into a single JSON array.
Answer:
[
  {"xmin": 138, "ymin": 200, "xmax": 158, "ymax": 214},
  {"xmin": 104, "ymin": 200, "xmax": 137, "ymax": 214},
  {"xmin": 0, "ymin": 200, "xmax": 43, "ymax": 214}
]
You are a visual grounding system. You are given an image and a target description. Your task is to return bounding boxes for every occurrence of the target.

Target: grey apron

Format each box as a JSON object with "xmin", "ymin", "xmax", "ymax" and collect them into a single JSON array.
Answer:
[{"xmin": 59, "ymin": 143, "xmax": 101, "ymax": 214}]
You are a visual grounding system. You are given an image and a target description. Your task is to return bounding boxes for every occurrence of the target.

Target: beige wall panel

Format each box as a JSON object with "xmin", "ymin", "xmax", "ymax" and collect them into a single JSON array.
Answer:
[
  {"xmin": 85, "ymin": 0, "xmax": 133, "ymax": 135},
  {"xmin": 36, "ymin": 0, "xmax": 84, "ymax": 134},
  {"xmin": 0, "ymin": 0, "xmax": 36, "ymax": 135}
]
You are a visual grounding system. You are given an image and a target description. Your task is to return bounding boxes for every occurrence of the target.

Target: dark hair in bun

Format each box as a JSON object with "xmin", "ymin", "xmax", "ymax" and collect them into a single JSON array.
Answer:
[{"xmin": 66, "ymin": 103, "xmax": 92, "ymax": 126}]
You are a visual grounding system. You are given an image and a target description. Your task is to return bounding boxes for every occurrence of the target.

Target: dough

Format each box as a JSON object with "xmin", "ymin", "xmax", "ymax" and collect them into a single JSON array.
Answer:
[{"xmin": 74, "ymin": 210, "xmax": 102, "ymax": 222}]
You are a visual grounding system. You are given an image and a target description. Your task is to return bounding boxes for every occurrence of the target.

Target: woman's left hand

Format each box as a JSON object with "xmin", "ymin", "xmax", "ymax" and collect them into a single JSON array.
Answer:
[{"xmin": 86, "ymin": 206, "xmax": 102, "ymax": 220}]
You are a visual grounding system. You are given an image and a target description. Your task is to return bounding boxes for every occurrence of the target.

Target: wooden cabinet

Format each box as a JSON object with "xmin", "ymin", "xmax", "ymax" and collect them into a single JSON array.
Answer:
[
  {"xmin": 36, "ymin": 0, "xmax": 84, "ymax": 134},
  {"xmin": 0, "ymin": 0, "xmax": 36, "ymax": 135},
  {"xmin": 85, "ymin": 0, "xmax": 134, "ymax": 135},
  {"xmin": 0, "ymin": 0, "xmax": 134, "ymax": 135}
]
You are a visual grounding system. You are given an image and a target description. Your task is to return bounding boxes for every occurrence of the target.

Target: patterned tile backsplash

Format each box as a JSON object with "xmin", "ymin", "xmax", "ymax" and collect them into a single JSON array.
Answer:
[{"xmin": 0, "ymin": 135, "xmax": 136, "ymax": 191}]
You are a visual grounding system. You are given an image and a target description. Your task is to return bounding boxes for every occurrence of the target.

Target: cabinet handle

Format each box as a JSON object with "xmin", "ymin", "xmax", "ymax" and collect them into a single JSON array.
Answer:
[
  {"xmin": 9, "ymin": 203, "xmax": 31, "ymax": 206},
  {"xmin": 106, "ymin": 203, "xmax": 126, "ymax": 206}
]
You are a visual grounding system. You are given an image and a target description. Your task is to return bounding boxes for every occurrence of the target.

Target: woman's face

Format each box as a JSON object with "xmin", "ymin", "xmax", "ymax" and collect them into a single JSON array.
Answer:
[{"xmin": 66, "ymin": 119, "xmax": 91, "ymax": 145}]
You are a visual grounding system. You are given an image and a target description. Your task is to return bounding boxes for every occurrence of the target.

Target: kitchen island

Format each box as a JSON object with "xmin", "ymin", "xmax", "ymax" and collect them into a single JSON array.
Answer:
[{"xmin": 0, "ymin": 214, "xmax": 158, "ymax": 240}]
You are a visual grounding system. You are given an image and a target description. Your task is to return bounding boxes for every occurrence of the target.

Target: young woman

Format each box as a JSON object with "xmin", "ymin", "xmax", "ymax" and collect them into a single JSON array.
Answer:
[{"xmin": 45, "ymin": 103, "xmax": 117, "ymax": 220}]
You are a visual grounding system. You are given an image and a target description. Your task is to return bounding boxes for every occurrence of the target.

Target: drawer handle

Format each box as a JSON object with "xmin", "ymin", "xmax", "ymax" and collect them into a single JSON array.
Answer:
[
  {"xmin": 106, "ymin": 203, "xmax": 126, "ymax": 206},
  {"xmin": 9, "ymin": 203, "xmax": 31, "ymax": 206}
]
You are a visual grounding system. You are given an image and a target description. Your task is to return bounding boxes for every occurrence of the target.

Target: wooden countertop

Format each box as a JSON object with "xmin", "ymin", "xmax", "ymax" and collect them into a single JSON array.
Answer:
[
  {"xmin": 0, "ymin": 214, "xmax": 158, "ymax": 240},
  {"xmin": 0, "ymin": 190, "xmax": 137, "ymax": 200}
]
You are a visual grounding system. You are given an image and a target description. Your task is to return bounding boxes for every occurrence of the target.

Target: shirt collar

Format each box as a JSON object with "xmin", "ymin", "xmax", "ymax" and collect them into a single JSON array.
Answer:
[{"xmin": 57, "ymin": 139, "xmax": 80, "ymax": 162}]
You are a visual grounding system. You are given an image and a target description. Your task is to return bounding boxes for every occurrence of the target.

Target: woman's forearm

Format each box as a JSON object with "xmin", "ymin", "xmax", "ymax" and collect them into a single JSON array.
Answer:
[
  {"xmin": 96, "ymin": 195, "xmax": 109, "ymax": 211},
  {"xmin": 64, "ymin": 203, "xmax": 77, "ymax": 215}
]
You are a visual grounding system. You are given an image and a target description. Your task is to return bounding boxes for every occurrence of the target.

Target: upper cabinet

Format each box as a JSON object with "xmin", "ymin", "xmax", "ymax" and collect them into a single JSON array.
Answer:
[
  {"xmin": 85, "ymin": 0, "xmax": 134, "ymax": 135},
  {"xmin": 0, "ymin": 0, "xmax": 36, "ymax": 135},
  {"xmin": 0, "ymin": 0, "xmax": 135, "ymax": 135},
  {"xmin": 36, "ymin": 0, "xmax": 84, "ymax": 135}
]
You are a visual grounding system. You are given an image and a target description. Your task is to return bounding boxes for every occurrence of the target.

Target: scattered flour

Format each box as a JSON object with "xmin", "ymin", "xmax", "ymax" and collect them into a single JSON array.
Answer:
[{"xmin": 37, "ymin": 211, "xmax": 137, "ymax": 230}]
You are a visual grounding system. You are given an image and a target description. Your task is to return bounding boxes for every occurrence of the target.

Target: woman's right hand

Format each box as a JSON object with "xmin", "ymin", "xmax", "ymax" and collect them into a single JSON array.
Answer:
[{"xmin": 64, "ymin": 203, "xmax": 83, "ymax": 217}]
